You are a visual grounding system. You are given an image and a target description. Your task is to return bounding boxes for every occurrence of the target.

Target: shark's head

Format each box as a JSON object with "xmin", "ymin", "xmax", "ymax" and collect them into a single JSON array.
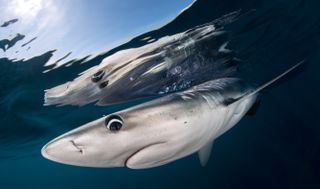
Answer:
[
  {"xmin": 44, "ymin": 66, "xmax": 118, "ymax": 106},
  {"xmin": 44, "ymin": 48, "xmax": 133, "ymax": 107},
  {"xmin": 41, "ymin": 112, "xmax": 142, "ymax": 168}
]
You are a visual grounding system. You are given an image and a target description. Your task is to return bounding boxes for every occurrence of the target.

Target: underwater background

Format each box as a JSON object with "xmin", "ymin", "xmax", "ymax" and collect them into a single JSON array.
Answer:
[{"xmin": 0, "ymin": 0, "xmax": 320, "ymax": 188}]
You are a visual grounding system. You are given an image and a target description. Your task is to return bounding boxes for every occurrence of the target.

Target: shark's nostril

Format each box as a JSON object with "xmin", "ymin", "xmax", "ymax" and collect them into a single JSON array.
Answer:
[{"xmin": 70, "ymin": 140, "xmax": 84, "ymax": 154}]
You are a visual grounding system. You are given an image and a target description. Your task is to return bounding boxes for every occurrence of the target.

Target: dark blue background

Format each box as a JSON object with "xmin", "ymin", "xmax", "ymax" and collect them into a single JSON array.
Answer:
[{"xmin": 0, "ymin": 0, "xmax": 319, "ymax": 188}]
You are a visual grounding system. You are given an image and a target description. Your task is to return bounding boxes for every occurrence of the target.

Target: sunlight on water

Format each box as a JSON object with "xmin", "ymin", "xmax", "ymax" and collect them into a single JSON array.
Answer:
[
  {"xmin": 8, "ymin": 0, "xmax": 50, "ymax": 18},
  {"xmin": 0, "ymin": 0, "xmax": 193, "ymax": 67}
]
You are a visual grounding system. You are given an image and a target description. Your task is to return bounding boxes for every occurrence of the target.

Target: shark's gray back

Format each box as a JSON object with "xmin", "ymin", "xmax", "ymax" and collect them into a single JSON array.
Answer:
[{"xmin": 176, "ymin": 78, "xmax": 255, "ymax": 107}]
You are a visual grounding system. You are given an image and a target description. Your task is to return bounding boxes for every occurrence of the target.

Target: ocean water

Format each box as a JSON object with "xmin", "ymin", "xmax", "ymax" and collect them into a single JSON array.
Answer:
[{"xmin": 0, "ymin": 0, "xmax": 320, "ymax": 188}]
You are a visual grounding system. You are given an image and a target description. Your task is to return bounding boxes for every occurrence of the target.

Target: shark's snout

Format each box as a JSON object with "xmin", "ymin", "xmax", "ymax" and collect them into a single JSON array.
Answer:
[{"xmin": 41, "ymin": 137, "xmax": 86, "ymax": 165}]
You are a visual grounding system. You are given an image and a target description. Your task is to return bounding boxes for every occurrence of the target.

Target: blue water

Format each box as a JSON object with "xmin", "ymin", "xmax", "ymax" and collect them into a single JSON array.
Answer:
[{"xmin": 1, "ymin": 0, "xmax": 320, "ymax": 188}]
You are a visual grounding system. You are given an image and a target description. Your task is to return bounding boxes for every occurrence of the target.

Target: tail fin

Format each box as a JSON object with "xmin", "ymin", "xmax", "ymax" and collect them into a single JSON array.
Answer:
[{"xmin": 225, "ymin": 60, "xmax": 304, "ymax": 105}]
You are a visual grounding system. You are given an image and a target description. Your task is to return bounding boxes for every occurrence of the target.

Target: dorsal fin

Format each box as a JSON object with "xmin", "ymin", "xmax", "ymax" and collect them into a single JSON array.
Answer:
[{"xmin": 223, "ymin": 61, "xmax": 304, "ymax": 106}]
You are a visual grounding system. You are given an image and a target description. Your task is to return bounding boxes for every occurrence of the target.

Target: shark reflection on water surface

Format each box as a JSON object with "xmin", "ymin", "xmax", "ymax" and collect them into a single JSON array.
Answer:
[{"xmin": 44, "ymin": 11, "xmax": 243, "ymax": 107}]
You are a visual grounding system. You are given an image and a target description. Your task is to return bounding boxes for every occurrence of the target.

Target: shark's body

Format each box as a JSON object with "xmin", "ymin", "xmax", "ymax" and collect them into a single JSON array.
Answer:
[
  {"xmin": 44, "ymin": 11, "xmax": 242, "ymax": 106},
  {"xmin": 42, "ymin": 78, "xmax": 257, "ymax": 168},
  {"xmin": 41, "ymin": 62, "xmax": 302, "ymax": 168}
]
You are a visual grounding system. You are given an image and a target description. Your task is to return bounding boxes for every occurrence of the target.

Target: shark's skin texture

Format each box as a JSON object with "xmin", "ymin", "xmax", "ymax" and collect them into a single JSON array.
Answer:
[
  {"xmin": 42, "ymin": 78, "xmax": 257, "ymax": 169},
  {"xmin": 44, "ymin": 11, "xmax": 242, "ymax": 107}
]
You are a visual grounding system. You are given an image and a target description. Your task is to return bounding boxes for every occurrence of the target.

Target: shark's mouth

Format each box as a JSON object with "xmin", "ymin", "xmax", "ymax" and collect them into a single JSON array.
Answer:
[{"xmin": 124, "ymin": 141, "xmax": 166, "ymax": 168}]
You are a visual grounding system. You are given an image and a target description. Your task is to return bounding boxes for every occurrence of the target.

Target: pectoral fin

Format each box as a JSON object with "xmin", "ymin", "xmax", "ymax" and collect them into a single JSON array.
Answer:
[{"xmin": 198, "ymin": 140, "xmax": 214, "ymax": 166}]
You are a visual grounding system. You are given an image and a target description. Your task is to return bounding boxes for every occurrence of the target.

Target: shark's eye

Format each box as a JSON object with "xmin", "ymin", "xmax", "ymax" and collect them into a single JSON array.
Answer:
[
  {"xmin": 105, "ymin": 115, "xmax": 123, "ymax": 131},
  {"xmin": 91, "ymin": 70, "xmax": 105, "ymax": 82}
]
